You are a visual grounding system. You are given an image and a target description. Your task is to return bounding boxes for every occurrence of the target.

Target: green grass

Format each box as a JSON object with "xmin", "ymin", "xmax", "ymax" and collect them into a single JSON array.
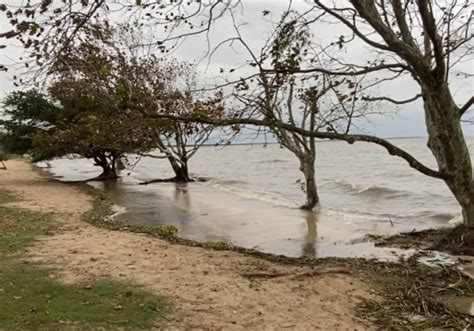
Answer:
[
  {"xmin": 0, "ymin": 190, "xmax": 17, "ymax": 205},
  {"xmin": 0, "ymin": 190, "xmax": 171, "ymax": 330},
  {"xmin": 0, "ymin": 205, "xmax": 50, "ymax": 253},
  {"xmin": 0, "ymin": 263, "xmax": 169, "ymax": 330}
]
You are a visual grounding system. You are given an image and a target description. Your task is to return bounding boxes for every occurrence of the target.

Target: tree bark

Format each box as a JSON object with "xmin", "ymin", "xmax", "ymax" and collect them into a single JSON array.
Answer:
[
  {"xmin": 96, "ymin": 165, "xmax": 119, "ymax": 180},
  {"xmin": 116, "ymin": 157, "xmax": 126, "ymax": 170},
  {"xmin": 93, "ymin": 152, "xmax": 119, "ymax": 181},
  {"xmin": 168, "ymin": 157, "xmax": 192, "ymax": 182},
  {"xmin": 299, "ymin": 157, "xmax": 319, "ymax": 210},
  {"xmin": 422, "ymin": 82, "xmax": 474, "ymax": 227}
]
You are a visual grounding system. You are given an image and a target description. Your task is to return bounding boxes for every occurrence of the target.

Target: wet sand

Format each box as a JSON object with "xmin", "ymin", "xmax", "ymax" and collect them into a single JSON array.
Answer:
[
  {"xmin": 92, "ymin": 179, "xmax": 420, "ymax": 261},
  {"xmin": 2, "ymin": 159, "xmax": 376, "ymax": 330}
]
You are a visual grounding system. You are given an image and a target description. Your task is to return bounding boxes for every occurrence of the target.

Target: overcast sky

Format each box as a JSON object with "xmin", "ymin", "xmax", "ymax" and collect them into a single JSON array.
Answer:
[{"xmin": 0, "ymin": 0, "xmax": 472, "ymax": 138}]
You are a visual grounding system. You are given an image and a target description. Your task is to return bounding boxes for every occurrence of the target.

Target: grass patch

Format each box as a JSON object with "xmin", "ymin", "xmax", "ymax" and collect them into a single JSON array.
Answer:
[
  {"xmin": 0, "ymin": 189, "xmax": 18, "ymax": 205},
  {"xmin": 0, "ymin": 189, "xmax": 171, "ymax": 330},
  {"xmin": 0, "ymin": 262, "xmax": 169, "ymax": 330},
  {"xmin": 0, "ymin": 205, "xmax": 50, "ymax": 253}
]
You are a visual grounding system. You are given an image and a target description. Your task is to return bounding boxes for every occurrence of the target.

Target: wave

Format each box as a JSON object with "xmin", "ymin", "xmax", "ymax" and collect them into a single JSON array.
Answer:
[
  {"xmin": 218, "ymin": 179, "xmax": 248, "ymax": 185},
  {"xmin": 328, "ymin": 179, "xmax": 411, "ymax": 198},
  {"xmin": 322, "ymin": 207, "xmax": 388, "ymax": 224},
  {"xmin": 206, "ymin": 180, "xmax": 300, "ymax": 208},
  {"xmin": 252, "ymin": 158, "xmax": 289, "ymax": 165},
  {"xmin": 447, "ymin": 214, "xmax": 463, "ymax": 225},
  {"xmin": 424, "ymin": 212, "xmax": 462, "ymax": 225},
  {"xmin": 205, "ymin": 179, "xmax": 399, "ymax": 224}
]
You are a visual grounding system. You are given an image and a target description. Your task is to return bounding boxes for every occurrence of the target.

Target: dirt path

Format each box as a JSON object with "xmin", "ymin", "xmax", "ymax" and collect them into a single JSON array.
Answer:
[{"xmin": 2, "ymin": 159, "xmax": 375, "ymax": 330}]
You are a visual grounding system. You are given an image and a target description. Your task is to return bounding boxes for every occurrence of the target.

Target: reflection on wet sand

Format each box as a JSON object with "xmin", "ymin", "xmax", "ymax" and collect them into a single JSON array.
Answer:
[
  {"xmin": 302, "ymin": 211, "xmax": 318, "ymax": 257},
  {"xmin": 174, "ymin": 183, "xmax": 191, "ymax": 210},
  {"xmin": 90, "ymin": 180, "xmax": 418, "ymax": 261}
]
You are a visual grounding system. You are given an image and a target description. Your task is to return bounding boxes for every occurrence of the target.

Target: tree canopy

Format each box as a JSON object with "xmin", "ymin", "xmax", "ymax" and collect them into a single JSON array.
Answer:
[{"xmin": 1, "ymin": 89, "xmax": 58, "ymax": 156}]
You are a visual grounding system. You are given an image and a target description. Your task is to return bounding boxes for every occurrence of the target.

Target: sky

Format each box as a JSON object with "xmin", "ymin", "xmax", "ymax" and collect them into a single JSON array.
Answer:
[{"xmin": 0, "ymin": 0, "xmax": 472, "ymax": 138}]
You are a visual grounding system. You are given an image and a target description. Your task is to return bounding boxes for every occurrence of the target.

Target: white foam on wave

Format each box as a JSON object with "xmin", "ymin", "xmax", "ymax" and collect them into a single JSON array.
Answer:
[
  {"xmin": 448, "ymin": 214, "xmax": 463, "ymax": 225},
  {"xmin": 322, "ymin": 207, "xmax": 383, "ymax": 224},
  {"xmin": 206, "ymin": 180, "xmax": 301, "ymax": 208},
  {"xmin": 334, "ymin": 179, "xmax": 403, "ymax": 196},
  {"xmin": 104, "ymin": 204, "xmax": 127, "ymax": 221},
  {"xmin": 206, "ymin": 179, "xmax": 386, "ymax": 226}
]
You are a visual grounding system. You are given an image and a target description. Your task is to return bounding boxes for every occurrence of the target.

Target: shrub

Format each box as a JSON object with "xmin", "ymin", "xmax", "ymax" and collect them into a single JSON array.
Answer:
[{"xmin": 0, "ymin": 149, "xmax": 8, "ymax": 161}]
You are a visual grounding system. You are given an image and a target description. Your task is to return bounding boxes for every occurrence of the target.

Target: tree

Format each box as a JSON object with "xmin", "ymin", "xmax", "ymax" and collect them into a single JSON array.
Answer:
[
  {"xmin": 29, "ymin": 21, "xmax": 222, "ymax": 182},
  {"xmin": 290, "ymin": 1, "xmax": 473, "ymax": 226},
  {"xmin": 39, "ymin": 38, "xmax": 164, "ymax": 179},
  {"xmin": 118, "ymin": 49, "xmax": 223, "ymax": 182},
  {"xmin": 0, "ymin": 88, "xmax": 141, "ymax": 180},
  {"xmin": 0, "ymin": 36, "xmax": 160, "ymax": 180},
  {"xmin": 223, "ymin": 13, "xmax": 373, "ymax": 209},
  {"xmin": 0, "ymin": 89, "xmax": 58, "ymax": 155},
  {"xmin": 31, "ymin": 106, "xmax": 154, "ymax": 180},
  {"xmin": 148, "ymin": 87, "xmax": 224, "ymax": 183}
]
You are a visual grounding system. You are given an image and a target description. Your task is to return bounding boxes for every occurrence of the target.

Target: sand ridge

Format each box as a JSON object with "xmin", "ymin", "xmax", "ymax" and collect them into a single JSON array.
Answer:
[{"xmin": 2, "ymin": 159, "xmax": 375, "ymax": 330}]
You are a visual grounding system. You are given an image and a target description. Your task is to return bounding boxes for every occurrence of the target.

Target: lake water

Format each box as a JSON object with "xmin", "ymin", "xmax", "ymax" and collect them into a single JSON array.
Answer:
[{"xmin": 38, "ymin": 137, "xmax": 473, "ymax": 260}]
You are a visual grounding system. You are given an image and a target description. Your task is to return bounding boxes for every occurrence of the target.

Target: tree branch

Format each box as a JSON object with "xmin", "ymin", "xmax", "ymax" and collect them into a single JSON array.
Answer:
[
  {"xmin": 460, "ymin": 96, "xmax": 474, "ymax": 117},
  {"xmin": 362, "ymin": 94, "xmax": 422, "ymax": 105},
  {"xmin": 312, "ymin": 1, "xmax": 393, "ymax": 52},
  {"xmin": 265, "ymin": 63, "xmax": 410, "ymax": 76},
  {"xmin": 415, "ymin": 0, "xmax": 446, "ymax": 78},
  {"xmin": 147, "ymin": 113, "xmax": 445, "ymax": 180}
]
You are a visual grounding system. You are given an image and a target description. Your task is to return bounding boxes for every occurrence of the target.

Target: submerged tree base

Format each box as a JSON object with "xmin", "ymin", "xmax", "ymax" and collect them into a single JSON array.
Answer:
[
  {"xmin": 90, "ymin": 169, "xmax": 119, "ymax": 181},
  {"xmin": 299, "ymin": 200, "xmax": 320, "ymax": 211},
  {"xmin": 300, "ymin": 204, "xmax": 317, "ymax": 211},
  {"xmin": 139, "ymin": 177, "xmax": 195, "ymax": 185}
]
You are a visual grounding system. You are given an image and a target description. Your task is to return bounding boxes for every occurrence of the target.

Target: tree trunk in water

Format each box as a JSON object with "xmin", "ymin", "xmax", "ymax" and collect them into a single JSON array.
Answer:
[
  {"xmin": 168, "ymin": 157, "xmax": 192, "ymax": 182},
  {"xmin": 97, "ymin": 165, "xmax": 119, "ymax": 180},
  {"xmin": 422, "ymin": 82, "xmax": 474, "ymax": 227},
  {"xmin": 300, "ymin": 158, "xmax": 319, "ymax": 210},
  {"xmin": 116, "ymin": 157, "xmax": 126, "ymax": 171},
  {"xmin": 94, "ymin": 152, "xmax": 119, "ymax": 180}
]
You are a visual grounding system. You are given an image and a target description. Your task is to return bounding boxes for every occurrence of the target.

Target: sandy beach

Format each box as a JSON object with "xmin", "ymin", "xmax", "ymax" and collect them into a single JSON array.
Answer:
[{"xmin": 1, "ymin": 158, "xmax": 377, "ymax": 330}]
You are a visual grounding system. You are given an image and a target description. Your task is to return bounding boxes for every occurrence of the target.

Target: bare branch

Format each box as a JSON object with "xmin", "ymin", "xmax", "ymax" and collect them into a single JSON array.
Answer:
[
  {"xmin": 362, "ymin": 94, "xmax": 422, "ymax": 105},
  {"xmin": 460, "ymin": 96, "xmax": 474, "ymax": 117},
  {"xmin": 265, "ymin": 63, "xmax": 410, "ymax": 76}
]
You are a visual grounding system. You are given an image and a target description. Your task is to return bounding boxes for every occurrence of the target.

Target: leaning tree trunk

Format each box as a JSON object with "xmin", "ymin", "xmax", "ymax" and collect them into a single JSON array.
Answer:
[
  {"xmin": 94, "ymin": 152, "xmax": 119, "ymax": 180},
  {"xmin": 422, "ymin": 82, "xmax": 474, "ymax": 227},
  {"xmin": 299, "ymin": 156, "xmax": 319, "ymax": 210},
  {"xmin": 168, "ymin": 157, "xmax": 192, "ymax": 182}
]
